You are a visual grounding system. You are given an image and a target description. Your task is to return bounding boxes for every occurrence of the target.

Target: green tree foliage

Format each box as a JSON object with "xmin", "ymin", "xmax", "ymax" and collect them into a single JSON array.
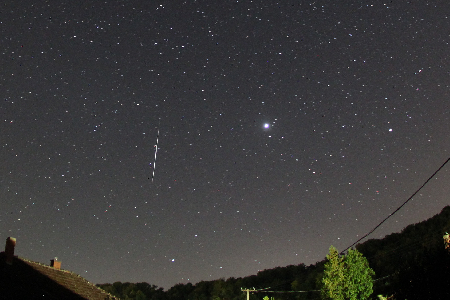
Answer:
[
  {"xmin": 321, "ymin": 246, "xmax": 374, "ymax": 300},
  {"xmin": 97, "ymin": 282, "xmax": 165, "ymax": 300},
  {"xmin": 321, "ymin": 246, "xmax": 345, "ymax": 300},
  {"xmin": 166, "ymin": 283, "xmax": 194, "ymax": 300},
  {"xmin": 343, "ymin": 249, "xmax": 375, "ymax": 300},
  {"xmin": 97, "ymin": 206, "xmax": 450, "ymax": 300},
  {"xmin": 135, "ymin": 290, "xmax": 146, "ymax": 300}
]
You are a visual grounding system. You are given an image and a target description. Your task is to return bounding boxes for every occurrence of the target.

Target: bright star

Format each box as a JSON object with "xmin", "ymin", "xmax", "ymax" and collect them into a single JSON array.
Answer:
[{"xmin": 264, "ymin": 123, "xmax": 270, "ymax": 129}]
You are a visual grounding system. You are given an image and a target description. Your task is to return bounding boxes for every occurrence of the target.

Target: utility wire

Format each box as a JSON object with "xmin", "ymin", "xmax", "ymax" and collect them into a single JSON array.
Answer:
[
  {"xmin": 341, "ymin": 157, "xmax": 450, "ymax": 254},
  {"xmin": 243, "ymin": 287, "xmax": 320, "ymax": 293},
  {"xmin": 257, "ymin": 290, "xmax": 320, "ymax": 293},
  {"xmin": 249, "ymin": 231, "xmax": 439, "ymax": 294},
  {"xmin": 244, "ymin": 273, "xmax": 393, "ymax": 294},
  {"xmin": 241, "ymin": 158, "xmax": 450, "ymax": 296}
]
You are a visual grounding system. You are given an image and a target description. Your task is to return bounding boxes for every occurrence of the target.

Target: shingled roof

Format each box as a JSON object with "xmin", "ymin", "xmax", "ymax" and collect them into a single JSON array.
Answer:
[{"xmin": 0, "ymin": 237, "xmax": 120, "ymax": 300}]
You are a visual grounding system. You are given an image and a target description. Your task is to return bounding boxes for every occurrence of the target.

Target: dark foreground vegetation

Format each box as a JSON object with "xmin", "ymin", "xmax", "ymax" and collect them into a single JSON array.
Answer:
[{"xmin": 98, "ymin": 206, "xmax": 450, "ymax": 300}]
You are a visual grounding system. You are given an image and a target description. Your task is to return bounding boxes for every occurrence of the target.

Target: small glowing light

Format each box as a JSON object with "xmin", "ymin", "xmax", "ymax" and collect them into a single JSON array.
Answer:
[{"xmin": 264, "ymin": 123, "xmax": 269, "ymax": 128}]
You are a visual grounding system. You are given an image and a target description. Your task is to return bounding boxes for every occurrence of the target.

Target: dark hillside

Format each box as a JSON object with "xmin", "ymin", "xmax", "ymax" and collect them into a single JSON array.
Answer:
[
  {"xmin": 99, "ymin": 206, "xmax": 450, "ymax": 300},
  {"xmin": 357, "ymin": 205, "xmax": 450, "ymax": 299}
]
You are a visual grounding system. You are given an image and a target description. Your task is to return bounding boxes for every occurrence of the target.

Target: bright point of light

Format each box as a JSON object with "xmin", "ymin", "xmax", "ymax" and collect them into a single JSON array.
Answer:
[{"xmin": 264, "ymin": 123, "xmax": 270, "ymax": 128}]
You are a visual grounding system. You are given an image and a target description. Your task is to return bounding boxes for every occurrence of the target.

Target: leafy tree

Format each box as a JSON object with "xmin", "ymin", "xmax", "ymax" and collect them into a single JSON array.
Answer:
[
  {"xmin": 96, "ymin": 206, "xmax": 450, "ymax": 300},
  {"xmin": 166, "ymin": 283, "xmax": 194, "ymax": 300},
  {"xmin": 321, "ymin": 246, "xmax": 374, "ymax": 300},
  {"xmin": 321, "ymin": 246, "xmax": 345, "ymax": 300},
  {"xmin": 136, "ymin": 290, "xmax": 147, "ymax": 300},
  {"xmin": 343, "ymin": 248, "xmax": 375, "ymax": 300},
  {"xmin": 189, "ymin": 280, "xmax": 213, "ymax": 300}
]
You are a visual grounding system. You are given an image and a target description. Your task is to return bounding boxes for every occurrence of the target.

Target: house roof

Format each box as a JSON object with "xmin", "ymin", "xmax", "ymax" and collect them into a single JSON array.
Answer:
[{"xmin": 0, "ymin": 252, "xmax": 120, "ymax": 300}]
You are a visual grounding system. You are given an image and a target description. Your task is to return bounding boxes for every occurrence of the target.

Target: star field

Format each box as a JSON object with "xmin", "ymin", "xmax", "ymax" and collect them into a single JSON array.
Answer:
[{"xmin": 1, "ymin": 0, "xmax": 450, "ymax": 289}]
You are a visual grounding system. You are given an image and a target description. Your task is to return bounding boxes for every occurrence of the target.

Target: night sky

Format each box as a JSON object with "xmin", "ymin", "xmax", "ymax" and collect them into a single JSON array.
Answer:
[{"xmin": 2, "ymin": 0, "xmax": 450, "ymax": 289}]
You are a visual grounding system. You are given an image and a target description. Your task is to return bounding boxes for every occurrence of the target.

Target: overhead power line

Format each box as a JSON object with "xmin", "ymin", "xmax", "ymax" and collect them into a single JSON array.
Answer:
[
  {"xmin": 242, "ymin": 158, "xmax": 450, "ymax": 296},
  {"xmin": 341, "ymin": 157, "xmax": 450, "ymax": 254},
  {"xmin": 241, "ymin": 287, "xmax": 320, "ymax": 295}
]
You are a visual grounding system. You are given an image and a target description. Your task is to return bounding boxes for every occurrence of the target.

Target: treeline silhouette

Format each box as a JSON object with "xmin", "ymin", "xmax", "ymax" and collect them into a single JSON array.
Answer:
[{"xmin": 98, "ymin": 206, "xmax": 450, "ymax": 300}]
